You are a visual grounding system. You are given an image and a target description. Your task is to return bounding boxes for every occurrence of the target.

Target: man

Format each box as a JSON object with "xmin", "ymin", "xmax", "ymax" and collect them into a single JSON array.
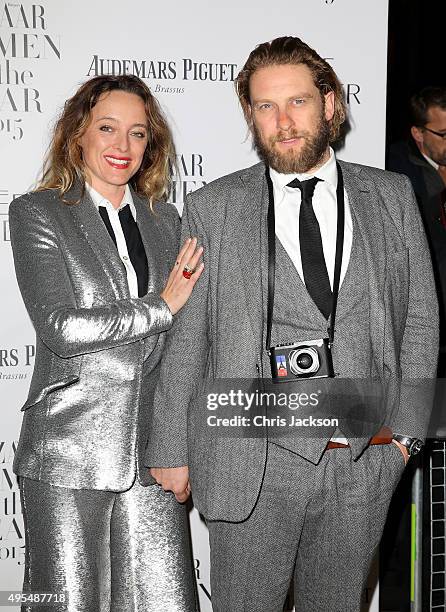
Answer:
[
  {"xmin": 147, "ymin": 37, "xmax": 438, "ymax": 611},
  {"xmin": 388, "ymin": 87, "xmax": 446, "ymax": 356}
]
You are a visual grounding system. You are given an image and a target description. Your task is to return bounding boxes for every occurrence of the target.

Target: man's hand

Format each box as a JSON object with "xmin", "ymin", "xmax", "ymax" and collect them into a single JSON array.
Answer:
[
  {"xmin": 391, "ymin": 439, "xmax": 409, "ymax": 465},
  {"xmin": 150, "ymin": 466, "xmax": 191, "ymax": 503}
]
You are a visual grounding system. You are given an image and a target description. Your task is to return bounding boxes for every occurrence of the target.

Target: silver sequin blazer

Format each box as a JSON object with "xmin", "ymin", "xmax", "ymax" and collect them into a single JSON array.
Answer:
[{"xmin": 9, "ymin": 184, "xmax": 179, "ymax": 491}]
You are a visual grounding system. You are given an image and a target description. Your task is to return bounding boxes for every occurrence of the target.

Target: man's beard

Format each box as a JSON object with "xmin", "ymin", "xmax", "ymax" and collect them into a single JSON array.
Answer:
[{"xmin": 253, "ymin": 111, "xmax": 331, "ymax": 174}]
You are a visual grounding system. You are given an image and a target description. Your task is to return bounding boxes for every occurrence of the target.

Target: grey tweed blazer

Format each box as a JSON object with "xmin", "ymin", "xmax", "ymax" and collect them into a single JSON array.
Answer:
[
  {"xmin": 9, "ymin": 183, "xmax": 179, "ymax": 491},
  {"xmin": 145, "ymin": 160, "xmax": 439, "ymax": 521}
]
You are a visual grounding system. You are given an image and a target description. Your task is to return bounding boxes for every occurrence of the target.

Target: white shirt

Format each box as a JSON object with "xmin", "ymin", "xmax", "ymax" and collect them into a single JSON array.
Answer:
[
  {"xmin": 270, "ymin": 148, "xmax": 352, "ymax": 289},
  {"xmin": 270, "ymin": 149, "xmax": 352, "ymax": 444},
  {"xmin": 86, "ymin": 184, "xmax": 139, "ymax": 298},
  {"xmin": 422, "ymin": 152, "xmax": 440, "ymax": 171}
]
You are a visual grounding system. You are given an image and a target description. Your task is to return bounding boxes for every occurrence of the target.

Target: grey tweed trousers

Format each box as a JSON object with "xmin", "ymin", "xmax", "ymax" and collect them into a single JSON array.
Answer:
[{"xmin": 207, "ymin": 440, "xmax": 405, "ymax": 612}]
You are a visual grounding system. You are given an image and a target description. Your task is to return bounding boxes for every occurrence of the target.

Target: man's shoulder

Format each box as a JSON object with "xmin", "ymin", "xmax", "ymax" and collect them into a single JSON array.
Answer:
[
  {"xmin": 339, "ymin": 159, "xmax": 411, "ymax": 192},
  {"xmin": 188, "ymin": 162, "xmax": 264, "ymax": 205}
]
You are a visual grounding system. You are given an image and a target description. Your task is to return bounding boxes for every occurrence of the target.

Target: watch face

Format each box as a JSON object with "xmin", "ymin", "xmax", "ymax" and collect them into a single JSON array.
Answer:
[{"xmin": 410, "ymin": 440, "xmax": 423, "ymax": 455}]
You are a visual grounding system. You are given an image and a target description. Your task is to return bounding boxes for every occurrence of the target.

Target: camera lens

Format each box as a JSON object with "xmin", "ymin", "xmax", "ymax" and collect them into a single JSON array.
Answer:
[
  {"xmin": 296, "ymin": 353, "xmax": 313, "ymax": 370},
  {"xmin": 289, "ymin": 347, "xmax": 320, "ymax": 376}
]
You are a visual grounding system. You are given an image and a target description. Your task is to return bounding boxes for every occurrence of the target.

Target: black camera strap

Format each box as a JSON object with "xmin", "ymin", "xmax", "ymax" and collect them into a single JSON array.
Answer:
[{"xmin": 265, "ymin": 161, "xmax": 345, "ymax": 352}]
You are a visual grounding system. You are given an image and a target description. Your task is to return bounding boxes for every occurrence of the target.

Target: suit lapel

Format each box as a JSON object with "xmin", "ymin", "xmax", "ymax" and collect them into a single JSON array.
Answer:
[
  {"xmin": 230, "ymin": 165, "xmax": 268, "ymax": 354},
  {"xmin": 341, "ymin": 162, "xmax": 387, "ymax": 282},
  {"xmin": 67, "ymin": 182, "xmax": 170, "ymax": 299},
  {"xmin": 68, "ymin": 183, "xmax": 130, "ymax": 298},
  {"xmin": 131, "ymin": 190, "xmax": 169, "ymax": 294},
  {"xmin": 340, "ymin": 161, "xmax": 386, "ymax": 373}
]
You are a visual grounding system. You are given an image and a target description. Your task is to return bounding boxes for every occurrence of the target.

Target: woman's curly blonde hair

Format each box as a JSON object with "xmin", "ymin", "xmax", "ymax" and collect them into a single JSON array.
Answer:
[{"xmin": 37, "ymin": 74, "xmax": 175, "ymax": 208}]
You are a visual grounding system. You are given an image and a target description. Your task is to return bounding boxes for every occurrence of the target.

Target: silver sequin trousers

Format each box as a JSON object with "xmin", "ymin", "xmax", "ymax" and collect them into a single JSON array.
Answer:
[{"xmin": 19, "ymin": 477, "xmax": 198, "ymax": 612}]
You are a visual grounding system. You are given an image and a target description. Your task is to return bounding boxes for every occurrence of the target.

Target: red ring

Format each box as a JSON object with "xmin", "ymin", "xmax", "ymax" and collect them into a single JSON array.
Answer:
[{"xmin": 183, "ymin": 269, "xmax": 193, "ymax": 279}]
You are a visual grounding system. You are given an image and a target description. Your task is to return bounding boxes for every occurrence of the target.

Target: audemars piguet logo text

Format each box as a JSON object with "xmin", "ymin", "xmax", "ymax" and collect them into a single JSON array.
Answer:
[{"xmin": 87, "ymin": 55, "xmax": 238, "ymax": 94}]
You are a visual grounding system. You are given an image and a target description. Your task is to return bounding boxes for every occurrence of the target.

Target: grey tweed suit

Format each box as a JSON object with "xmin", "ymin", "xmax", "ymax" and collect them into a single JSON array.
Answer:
[
  {"xmin": 146, "ymin": 160, "xmax": 438, "ymax": 610},
  {"xmin": 9, "ymin": 185, "xmax": 198, "ymax": 612},
  {"xmin": 146, "ymin": 159, "xmax": 438, "ymax": 511}
]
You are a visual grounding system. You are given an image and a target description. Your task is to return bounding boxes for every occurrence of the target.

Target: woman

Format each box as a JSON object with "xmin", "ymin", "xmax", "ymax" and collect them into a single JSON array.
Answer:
[{"xmin": 9, "ymin": 74, "xmax": 203, "ymax": 612}]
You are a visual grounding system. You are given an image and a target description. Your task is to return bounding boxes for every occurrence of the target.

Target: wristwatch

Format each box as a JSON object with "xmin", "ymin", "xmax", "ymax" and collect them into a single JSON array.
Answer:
[{"xmin": 392, "ymin": 434, "xmax": 424, "ymax": 457}]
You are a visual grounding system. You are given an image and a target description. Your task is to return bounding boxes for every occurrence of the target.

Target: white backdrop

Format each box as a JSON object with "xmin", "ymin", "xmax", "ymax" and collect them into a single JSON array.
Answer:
[{"xmin": 0, "ymin": 1, "xmax": 389, "ymax": 610}]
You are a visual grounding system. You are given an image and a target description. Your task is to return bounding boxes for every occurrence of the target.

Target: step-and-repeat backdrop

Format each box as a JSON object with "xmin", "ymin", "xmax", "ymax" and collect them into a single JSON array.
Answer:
[{"xmin": 1, "ymin": 1, "xmax": 388, "ymax": 610}]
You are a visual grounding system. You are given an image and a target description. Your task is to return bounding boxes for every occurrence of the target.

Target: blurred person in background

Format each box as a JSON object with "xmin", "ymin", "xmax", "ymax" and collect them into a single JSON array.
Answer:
[{"xmin": 388, "ymin": 87, "xmax": 446, "ymax": 364}]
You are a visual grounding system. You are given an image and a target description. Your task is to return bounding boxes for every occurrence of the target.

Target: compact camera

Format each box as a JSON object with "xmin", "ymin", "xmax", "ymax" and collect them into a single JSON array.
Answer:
[{"xmin": 270, "ymin": 338, "xmax": 334, "ymax": 383}]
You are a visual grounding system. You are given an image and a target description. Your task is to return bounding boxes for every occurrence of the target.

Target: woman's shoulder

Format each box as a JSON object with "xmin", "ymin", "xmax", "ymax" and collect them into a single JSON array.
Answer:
[
  {"xmin": 9, "ymin": 188, "xmax": 61, "ymax": 214},
  {"xmin": 155, "ymin": 201, "xmax": 180, "ymax": 229},
  {"xmin": 152, "ymin": 200, "xmax": 180, "ymax": 221},
  {"xmin": 150, "ymin": 201, "xmax": 180, "ymax": 246},
  {"xmin": 131, "ymin": 189, "xmax": 178, "ymax": 222}
]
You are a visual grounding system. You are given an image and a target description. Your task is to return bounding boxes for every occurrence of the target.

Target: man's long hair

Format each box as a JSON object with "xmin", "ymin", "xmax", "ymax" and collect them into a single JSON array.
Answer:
[
  {"xmin": 235, "ymin": 36, "xmax": 347, "ymax": 143},
  {"xmin": 37, "ymin": 74, "xmax": 175, "ymax": 208}
]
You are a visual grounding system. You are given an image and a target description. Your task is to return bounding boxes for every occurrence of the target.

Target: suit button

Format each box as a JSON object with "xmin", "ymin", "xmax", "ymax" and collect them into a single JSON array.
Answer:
[{"xmin": 122, "ymin": 255, "xmax": 129, "ymax": 261}]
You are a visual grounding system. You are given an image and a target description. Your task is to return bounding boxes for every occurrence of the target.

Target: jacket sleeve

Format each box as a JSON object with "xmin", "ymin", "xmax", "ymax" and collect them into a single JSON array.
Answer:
[
  {"xmin": 144, "ymin": 193, "xmax": 210, "ymax": 467},
  {"xmin": 9, "ymin": 194, "xmax": 173, "ymax": 359},
  {"xmin": 390, "ymin": 175, "xmax": 439, "ymax": 439}
]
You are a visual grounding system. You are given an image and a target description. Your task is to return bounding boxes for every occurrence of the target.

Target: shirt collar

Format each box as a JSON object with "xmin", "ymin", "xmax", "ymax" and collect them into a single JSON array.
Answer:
[
  {"xmin": 269, "ymin": 147, "xmax": 337, "ymax": 194},
  {"xmin": 86, "ymin": 183, "xmax": 137, "ymax": 218},
  {"xmin": 421, "ymin": 152, "xmax": 440, "ymax": 171}
]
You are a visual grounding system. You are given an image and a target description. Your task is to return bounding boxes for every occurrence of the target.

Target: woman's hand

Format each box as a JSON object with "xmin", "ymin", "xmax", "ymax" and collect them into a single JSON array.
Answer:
[{"xmin": 160, "ymin": 238, "xmax": 204, "ymax": 315}]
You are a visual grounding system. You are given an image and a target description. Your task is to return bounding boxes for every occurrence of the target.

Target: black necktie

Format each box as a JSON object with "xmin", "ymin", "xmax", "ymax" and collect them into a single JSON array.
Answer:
[
  {"xmin": 287, "ymin": 177, "xmax": 332, "ymax": 319},
  {"xmin": 98, "ymin": 204, "xmax": 148, "ymax": 297}
]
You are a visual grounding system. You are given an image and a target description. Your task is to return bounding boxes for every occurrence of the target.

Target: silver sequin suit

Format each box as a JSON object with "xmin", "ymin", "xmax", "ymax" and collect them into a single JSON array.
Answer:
[{"xmin": 9, "ymin": 184, "xmax": 198, "ymax": 612}]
